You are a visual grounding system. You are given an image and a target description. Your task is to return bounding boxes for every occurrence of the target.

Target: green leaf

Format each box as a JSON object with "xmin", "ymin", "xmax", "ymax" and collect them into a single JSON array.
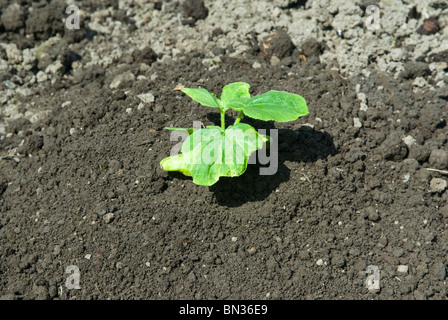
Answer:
[
  {"xmin": 243, "ymin": 90, "xmax": 308, "ymax": 122},
  {"xmin": 164, "ymin": 127, "xmax": 196, "ymax": 135},
  {"xmin": 160, "ymin": 123, "xmax": 268, "ymax": 186},
  {"xmin": 181, "ymin": 88, "xmax": 222, "ymax": 109},
  {"xmin": 221, "ymin": 82, "xmax": 251, "ymax": 111}
]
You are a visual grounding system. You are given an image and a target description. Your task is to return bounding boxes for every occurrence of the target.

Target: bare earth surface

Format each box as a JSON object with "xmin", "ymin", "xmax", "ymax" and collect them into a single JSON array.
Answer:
[{"xmin": 1, "ymin": 0, "xmax": 448, "ymax": 299}]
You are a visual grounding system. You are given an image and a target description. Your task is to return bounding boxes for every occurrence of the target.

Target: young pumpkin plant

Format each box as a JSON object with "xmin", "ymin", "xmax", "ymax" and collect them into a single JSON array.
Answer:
[{"xmin": 160, "ymin": 82, "xmax": 308, "ymax": 186}]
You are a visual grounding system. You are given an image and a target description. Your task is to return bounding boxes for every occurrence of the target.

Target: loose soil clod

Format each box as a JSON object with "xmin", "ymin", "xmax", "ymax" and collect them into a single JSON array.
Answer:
[
  {"xmin": 0, "ymin": 0, "xmax": 448, "ymax": 300},
  {"xmin": 417, "ymin": 17, "xmax": 440, "ymax": 35}
]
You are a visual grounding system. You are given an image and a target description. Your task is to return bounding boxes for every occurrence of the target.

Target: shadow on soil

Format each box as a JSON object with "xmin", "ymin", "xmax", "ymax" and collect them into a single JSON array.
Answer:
[{"xmin": 204, "ymin": 114, "xmax": 337, "ymax": 207}]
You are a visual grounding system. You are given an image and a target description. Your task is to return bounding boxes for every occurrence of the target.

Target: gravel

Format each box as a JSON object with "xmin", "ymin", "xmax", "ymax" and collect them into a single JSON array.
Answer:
[
  {"xmin": 110, "ymin": 71, "xmax": 136, "ymax": 89},
  {"xmin": 0, "ymin": 0, "xmax": 447, "ymax": 301},
  {"xmin": 397, "ymin": 265, "xmax": 409, "ymax": 274},
  {"xmin": 428, "ymin": 149, "xmax": 448, "ymax": 170},
  {"xmin": 103, "ymin": 213, "xmax": 115, "ymax": 224}
]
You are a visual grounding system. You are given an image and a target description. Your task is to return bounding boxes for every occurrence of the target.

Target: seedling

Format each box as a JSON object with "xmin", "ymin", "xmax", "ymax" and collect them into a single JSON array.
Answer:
[{"xmin": 160, "ymin": 82, "xmax": 308, "ymax": 186}]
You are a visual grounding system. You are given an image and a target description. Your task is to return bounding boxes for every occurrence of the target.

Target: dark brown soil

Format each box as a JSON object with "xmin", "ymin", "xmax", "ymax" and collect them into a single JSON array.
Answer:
[{"xmin": 1, "ymin": 1, "xmax": 448, "ymax": 301}]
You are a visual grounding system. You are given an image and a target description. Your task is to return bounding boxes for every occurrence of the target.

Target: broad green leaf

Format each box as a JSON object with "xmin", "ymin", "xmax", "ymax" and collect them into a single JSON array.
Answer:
[
  {"xmin": 181, "ymin": 88, "xmax": 221, "ymax": 109},
  {"xmin": 243, "ymin": 90, "xmax": 308, "ymax": 122},
  {"xmin": 160, "ymin": 123, "xmax": 268, "ymax": 186},
  {"xmin": 221, "ymin": 82, "xmax": 251, "ymax": 111},
  {"xmin": 164, "ymin": 127, "xmax": 196, "ymax": 135}
]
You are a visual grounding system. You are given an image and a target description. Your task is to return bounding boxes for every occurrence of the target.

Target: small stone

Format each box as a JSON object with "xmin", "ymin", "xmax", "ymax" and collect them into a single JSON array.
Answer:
[
  {"xmin": 316, "ymin": 259, "xmax": 324, "ymax": 266},
  {"xmin": 365, "ymin": 206, "xmax": 380, "ymax": 222},
  {"xmin": 110, "ymin": 71, "xmax": 135, "ymax": 89},
  {"xmin": 429, "ymin": 62, "xmax": 447, "ymax": 72},
  {"xmin": 231, "ymin": 237, "xmax": 237, "ymax": 242},
  {"xmin": 137, "ymin": 92, "xmax": 155, "ymax": 104},
  {"xmin": 252, "ymin": 61, "xmax": 261, "ymax": 69},
  {"xmin": 247, "ymin": 247, "xmax": 257, "ymax": 255},
  {"xmin": 85, "ymin": 254, "xmax": 91, "ymax": 260},
  {"xmin": 353, "ymin": 117, "xmax": 362, "ymax": 128},
  {"xmin": 378, "ymin": 236, "xmax": 388, "ymax": 248},
  {"xmin": 413, "ymin": 77, "xmax": 426, "ymax": 87},
  {"xmin": 401, "ymin": 61, "xmax": 429, "ymax": 79},
  {"xmin": 22, "ymin": 48, "xmax": 36, "ymax": 71},
  {"xmin": 260, "ymin": 29, "xmax": 295, "ymax": 61},
  {"xmin": 378, "ymin": 132, "xmax": 408, "ymax": 161},
  {"xmin": 417, "ymin": 17, "xmax": 440, "ymax": 35},
  {"xmin": 103, "ymin": 213, "xmax": 114, "ymax": 224},
  {"xmin": 3, "ymin": 80, "xmax": 15, "ymax": 89},
  {"xmin": 182, "ymin": 0, "xmax": 208, "ymax": 22},
  {"xmin": 441, "ymin": 205, "xmax": 448, "ymax": 218},
  {"xmin": 430, "ymin": 178, "xmax": 447, "ymax": 193},
  {"xmin": 397, "ymin": 265, "xmax": 409, "ymax": 274}
]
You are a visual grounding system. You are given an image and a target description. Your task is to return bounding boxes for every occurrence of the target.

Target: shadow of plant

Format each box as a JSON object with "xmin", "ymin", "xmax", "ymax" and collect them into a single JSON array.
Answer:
[{"xmin": 204, "ymin": 113, "xmax": 337, "ymax": 207}]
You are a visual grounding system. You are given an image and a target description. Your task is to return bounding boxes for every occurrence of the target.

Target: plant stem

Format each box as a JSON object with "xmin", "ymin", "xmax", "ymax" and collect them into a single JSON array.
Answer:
[
  {"xmin": 234, "ymin": 111, "xmax": 244, "ymax": 125},
  {"xmin": 221, "ymin": 110, "xmax": 225, "ymax": 130}
]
